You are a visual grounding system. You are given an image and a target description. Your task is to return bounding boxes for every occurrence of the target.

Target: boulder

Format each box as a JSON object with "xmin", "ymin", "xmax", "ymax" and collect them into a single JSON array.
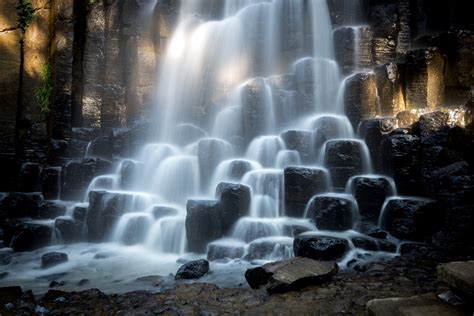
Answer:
[
  {"xmin": 343, "ymin": 72, "xmax": 378, "ymax": 129},
  {"xmin": 185, "ymin": 200, "xmax": 222, "ymax": 253},
  {"xmin": 3, "ymin": 220, "xmax": 52, "ymax": 251},
  {"xmin": 280, "ymin": 130, "xmax": 312, "ymax": 163},
  {"xmin": 175, "ymin": 259, "xmax": 209, "ymax": 280},
  {"xmin": 284, "ymin": 167, "xmax": 329, "ymax": 218},
  {"xmin": 437, "ymin": 261, "xmax": 474, "ymax": 298},
  {"xmin": 382, "ymin": 134, "xmax": 422, "ymax": 195},
  {"xmin": 207, "ymin": 242, "xmax": 245, "ymax": 261},
  {"xmin": 380, "ymin": 198, "xmax": 442, "ymax": 241},
  {"xmin": 18, "ymin": 163, "xmax": 43, "ymax": 192},
  {"xmin": 293, "ymin": 235, "xmax": 350, "ymax": 261},
  {"xmin": 359, "ymin": 118, "xmax": 398, "ymax": 171},
  {"xmin": 41, "ymin": 167, "xmax": 61, "ymax": 200},
  {"xmin": 215, "ymin": 183, "xmax": 251, "ymax": 234},
  {"xmin": 245, "ymin": 257, "xmax": 338, "ymax": 294},
  {"xmin": 405, "ymin": 48, "xmax": 445, "ymax": 110},
  {"xmin": 305, "ymin": 196, "xmax": 356, "ymax": 231},
  {"xmin": 55, "ymin": 218, "xmax": 82, "ymax": 243},
  {"xmin": 41, "ymin": 252, "xmax": 68, "ymax": 269},
  {"xmin": 349, "ymin": 176, "xmax": 393, "ymax": 223},
  {"xmin": 324, "ymin": 140, "xmax": 366, "ymax": 189}
]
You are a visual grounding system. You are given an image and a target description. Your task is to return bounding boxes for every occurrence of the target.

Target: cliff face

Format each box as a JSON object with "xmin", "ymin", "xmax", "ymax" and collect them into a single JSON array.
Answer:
[{"xmin": 0, "ymin": 0, "xmax": 179, "ymax": 189}]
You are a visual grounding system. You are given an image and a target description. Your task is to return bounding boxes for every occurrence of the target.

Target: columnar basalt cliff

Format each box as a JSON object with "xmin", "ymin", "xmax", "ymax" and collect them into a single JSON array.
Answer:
[{"xmin": 0, "ymin": 0, "xmax": 473, "ymax": 314}]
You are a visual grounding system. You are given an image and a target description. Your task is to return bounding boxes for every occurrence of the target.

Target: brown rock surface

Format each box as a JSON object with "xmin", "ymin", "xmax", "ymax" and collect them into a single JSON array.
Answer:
[{"xmin": 438, "ymin": 261, "xmax": 474, "ymax": 297}]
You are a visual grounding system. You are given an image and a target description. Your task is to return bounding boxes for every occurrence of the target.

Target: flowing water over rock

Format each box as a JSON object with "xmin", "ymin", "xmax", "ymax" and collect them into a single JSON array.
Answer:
[{"xmin": 0, "ymin": 0, "xmax": 425, "ymax": 292}]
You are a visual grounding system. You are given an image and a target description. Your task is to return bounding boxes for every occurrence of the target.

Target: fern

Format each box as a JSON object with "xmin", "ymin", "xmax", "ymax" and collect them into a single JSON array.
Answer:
[{"xmin": 35, "ymin": 62, "xmax": 53, "ymax": 115}]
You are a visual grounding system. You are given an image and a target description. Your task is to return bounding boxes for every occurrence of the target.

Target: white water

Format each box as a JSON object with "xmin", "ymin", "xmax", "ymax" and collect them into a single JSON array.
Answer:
[{"xmin": 1, "ymin": 0, "xmax": 411, "ymax": 292}]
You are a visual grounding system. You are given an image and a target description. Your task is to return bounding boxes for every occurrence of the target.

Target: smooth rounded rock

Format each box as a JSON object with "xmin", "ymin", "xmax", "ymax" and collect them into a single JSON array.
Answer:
[{"xmin": 175, "ymin": 259, "xmax": 209, "ymax": 280}]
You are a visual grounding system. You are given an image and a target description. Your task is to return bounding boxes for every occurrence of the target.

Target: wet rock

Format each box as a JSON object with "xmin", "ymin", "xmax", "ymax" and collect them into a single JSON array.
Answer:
[
  {"xmin": 185, "ymin": 200, "xmax": 222, "ymax": 253},
  {"xmin": 3, "ymin": 220, "xmax": 52, "ymax": 251},
  {"xmin": 18, "ymin": 163, "xmax": 43, "ymax": 192},
  {"xmin": 334, "ymin": 26, "xmax": 373, "ymax": 75},
  {"xmin": 382, "ymin": 134, "xmax": 422, "ymax": 195},
  {"xmin": 351, "ymin": 237, "xmax": 378, "ymax": 251},
  {"xmin": 78, "ymin": 279, "xmax": 90, "ymax": 286},
  {"xmin": 284, "ymin": 167, "xmax": 329, "ymax": 218},
  {"xmin": 349, "ymin": 176, "xmax": 392, "ymax": 223},
  {"xmin": 41, "ymin": 167, "xmax": 61, "ymax": 200},
  {"xmin": 41, "ymin": 252, "xmax": 68, "ymax": 269},
  {"xmin": 119, "ymin": 160, "xmax": 142, "ymax": 190},
  {"xmin": 366, "ymin": 293, "xmax": 465, "ymax": 316},
  {"xmin": 343, "ymin": 72, "xmax": 378, "ymax": 129},
  {"xmin": 207, "ymin": 242, "xmax": 245, "ymax": 261},
  {"xmin": 86, "ymin": 191, "xmax": 136, "ymax": 241},
  {"xmin": 0, "ymin": 286, "xmax": 23, "ymax": 304},
  {"xmin": 359, "ymin": 118, "xmax": 398, "ymax": 171},
  {"xmin": 151, "ymin": 206, "xmax": 179, "ymax": 220},
  {"xmin": 70, "ymin": 128, "xmax": 101, "ymax": 142},
  {"xmin": 245, "ymin": 257, "xmax": 338, "ymax": 294},
  {"xmin": 377, "ymin": 240, "xmax": 397, "ymax": 253},
  {"xmin": 396, "ymin": 111, "xmax": 420, "ymax": 128},
  {"xmin": 0, "ymin": 192, "xmax": 45, "ymax": 222},
  {"xmin": 369, "ymin": 4, "xmax": 399, "ymax": 65},
  {"xmin": 417, "ymin": 111, "xmax": 450, "ymax": 139},
  {"xmin": 87, "ymin": 137, "xmax": 113, "ymax": 160},
  {"xmin": 72, "ymin": 205, "xmax": 88, "ymax": 222},
  {"xmin": 380, "ymin": 198, "xmax": 442, "ymax": 241},
  {"xmin": 215, "ymin": 183, "xmax": 251, "ymax": 234},
  {"xmin": 109, "ymin": 123, "xmax": 149, "ymax": 158},
  {"xmin": 38, "ymin": 201, "xmax": 67, "ymax": 219},
  {"xmin": 305, "ymin": 196, "xmax": 355, "ymax": 231},
  {"xmin": 226, "ymin": 160, "xmax": 253, "ymax": 180},
  {"xmin": 293, "ymin": 235, "xmax": 350, "ymax": 261},
  {"xmin": 280, "ymin": 130, "xmax": 312, "ymax": 163},
  {"xmin": 198, "ymin": 138, "xmax": 232, "ymax": 189},
  {"xmin": 246, "ymin": 237, "xmax": 293, "ymax": 261},
  {"xmin": 324, "ymin": 140, "xmax": 366, "ymax": 189},
  {"xmin": 175, "ymin": 259, "xmax": 209, "ymax": 280},
  {"xmin": 61, "ymin": 158, "xmax": 113, "ymax": 201},
  {"xmin": 374, "ymin": 62, "xmax": 405, "ymax": 116},
  {"xmin": 174, "ymin": 123, "xmax": 206, "ymax": 146},
  {"xmin": 294, "ymin": 58, "xmax": 316, "ymax": 115},
  {"xmin": 437, "ymin": 261, "xmax": 474, "ymax": 298},
  {"xmin": 55, "ymin": 218, "xmax": 82, "ymax": 243},
  {"xmin": 405, "ymin": 48, "xmax": 445, "ymax": 110}
]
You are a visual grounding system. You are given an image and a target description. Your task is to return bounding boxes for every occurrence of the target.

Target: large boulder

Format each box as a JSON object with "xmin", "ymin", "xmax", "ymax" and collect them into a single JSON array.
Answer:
[
  {"xmin": 293, "ymin": 234, "xmax": 350, "ymax": 261},
  {"xmin": 185, "ymin": 200, "xmax": 222, "ymax": 253},
  {"xmin": 245, "ymin": 257, "xmax": 338, "ymax": 294},
  {"xmin": 284, "ymin": 167, "xmax": 329, "ymax": 218},
  {"xmin": 17, "ymin": 163, "xmax": 43, "ymax": 192},
  {"xmin": 437, "ymin": 261, "xmax": 474, "ymax": 298},
  {"xmin": 305, "ymin": 195, "xmax": 356, "ymax": 231},
  {"xmin": 382, "ymin": 134, "xmax": 422, "ymax": 195},
  {"xmin": 323, "ymin": 140, "xmax": 366, "ymax": 189},
  {"xmin": 380, "ymin": 198, "xmax": 442, "ymax": 241},
  {"xmin": 175, "ymin": 259, "xmax": 209, "ymax": 280},
  {"xmin": 349, "ymin": 176, "xmax": 393, "ymax": 223},
  {"xmin": 41, "ymin": 252, "xmax": 68, "ymax": 269},
  {"xmin": 3, "ymin": 220, "xmax": 52, "ymax": 251},
  {"xmin": 215, "ymin": 183, "xmax": 251, "ymax": 234}
]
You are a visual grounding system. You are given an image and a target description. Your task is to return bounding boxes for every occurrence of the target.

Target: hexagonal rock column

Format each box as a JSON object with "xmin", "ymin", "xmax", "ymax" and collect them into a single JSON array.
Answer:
[
  {"xmin": 304, "ymin": 195, "xmax": 356, "ymax": 231},
  {"xmin": 343, "ymin": 72, "xmax": 378, "ymax": 130},
  {"xmin": 215, "ymin": 182, "xmax": 251, "ymax": 234},
  {"xmin": 185, "ymin": 199, "xmax": 222, "ymax": 253}
]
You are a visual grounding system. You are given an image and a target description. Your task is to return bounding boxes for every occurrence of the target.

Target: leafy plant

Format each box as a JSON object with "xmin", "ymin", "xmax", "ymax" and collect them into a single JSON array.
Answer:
[
  {"xmin": 35, "ymin": 62, "xmax": 53, "ymax": 115},
  {"xmin": 16, "ymin": 0, "xmax": 34, "ymax": 32}
]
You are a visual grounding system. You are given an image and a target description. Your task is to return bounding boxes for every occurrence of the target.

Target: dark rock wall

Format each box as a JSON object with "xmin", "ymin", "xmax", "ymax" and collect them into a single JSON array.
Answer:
[{"xmin": 0, "ymin": 0, "xmax": 179, "ymax": 191}]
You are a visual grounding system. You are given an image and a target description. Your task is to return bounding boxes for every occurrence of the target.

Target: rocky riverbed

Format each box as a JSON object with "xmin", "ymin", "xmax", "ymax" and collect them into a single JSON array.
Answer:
[{"xmin": 1, "ymin": 245, "xmax": 473, "ymax": 315}]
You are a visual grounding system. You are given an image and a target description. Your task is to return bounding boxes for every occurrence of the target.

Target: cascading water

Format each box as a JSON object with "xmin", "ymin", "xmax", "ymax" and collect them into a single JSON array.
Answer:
[{"xmin": 1, "ymin": 0, "xmax": 413, "ymax": 292}]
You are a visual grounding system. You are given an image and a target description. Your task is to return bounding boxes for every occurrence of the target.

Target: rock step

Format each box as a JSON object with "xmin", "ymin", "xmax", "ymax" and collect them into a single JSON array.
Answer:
[
  {"xmin": 438, "ymin": 261, "xmax": 474, "ymax": 298},
  {"xmin": 366, "ymin": 293, "xmax": 466, "ymax": 316}
]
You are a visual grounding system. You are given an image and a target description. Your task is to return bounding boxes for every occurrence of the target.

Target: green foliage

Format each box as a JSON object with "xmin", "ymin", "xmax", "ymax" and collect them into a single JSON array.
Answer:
[
  {"xmin": 16, "ymin": 0, "xmax": 34, "ymax": 32},
  {"xmin": 35, "ymin": 62, "xmax": 53, "ymax": 115}
]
